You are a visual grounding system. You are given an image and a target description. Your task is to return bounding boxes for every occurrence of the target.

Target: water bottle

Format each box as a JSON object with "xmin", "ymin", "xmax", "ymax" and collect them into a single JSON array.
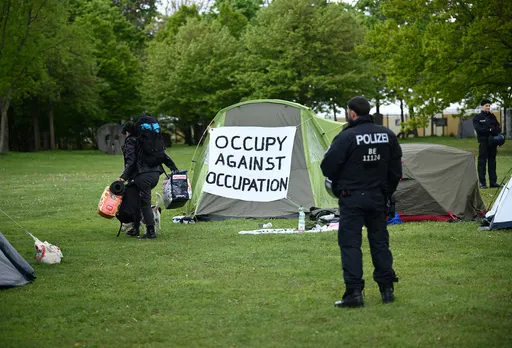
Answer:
[{"xmin": 298, "ymin": 205, "xmax": 305, "ymax": 233}]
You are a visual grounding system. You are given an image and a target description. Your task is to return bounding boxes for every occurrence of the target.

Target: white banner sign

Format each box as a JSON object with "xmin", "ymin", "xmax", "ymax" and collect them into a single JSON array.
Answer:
[{"xmin": 203, "ymin": 126, "xmax": 296, "ymax": 202}]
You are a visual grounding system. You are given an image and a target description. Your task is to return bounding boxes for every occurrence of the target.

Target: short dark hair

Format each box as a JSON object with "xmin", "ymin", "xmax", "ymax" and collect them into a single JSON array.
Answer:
[
  {"xmin": 480, "ymin": 99, "xmax": 492, "ymax": 106},
  {"xmin": 121, "ymin": 121, "xmax": 134, "ymax": 134},
  {"xmin": 348, "ymin": 96, "xmax": 371, "ymax": 116}
]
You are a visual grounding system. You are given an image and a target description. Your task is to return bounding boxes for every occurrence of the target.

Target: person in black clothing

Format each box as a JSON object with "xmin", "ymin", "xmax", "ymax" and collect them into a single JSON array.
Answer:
[
  {"xmin": 119, "ymin": 119, "xmax": 178, "ymax": 239},
  {"xmin": 472, "ymin": 99, "xmax": 502, "ymax": 189},
  {"xmin": 321, "ymin": 96, "xmax": 402, "ymax": 308}
]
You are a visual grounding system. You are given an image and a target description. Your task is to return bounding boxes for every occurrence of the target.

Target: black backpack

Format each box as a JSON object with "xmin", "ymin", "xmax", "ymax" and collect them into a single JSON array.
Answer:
[{"xmin": 134, "ymin": 114, "xmax": 166, "ymax": 167}]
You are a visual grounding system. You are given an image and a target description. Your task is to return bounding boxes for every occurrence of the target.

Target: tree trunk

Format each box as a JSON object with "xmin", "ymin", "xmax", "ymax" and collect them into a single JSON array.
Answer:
[
  {"xmin": 0, "ymin": 98, "xmax": 10, "ymax": 153},
  {"xmin": 33, "ymin": 99, "xmax": 41, "ymax": 151},
  {"xmin": 376, "ymin": 98, "xmax": 380, "ymax": 115},
  {"xmin": 506, "ymin": 107, "xmax": 511, "ymax": 139},
  {"xmin": 49, "ymin": 96, "xmax": 55, "ymax": 150},
  {"xmin": 409, "ymin": 105, "xmax": 418, "ymax": 137},
  {"xmin": 399, "ymin": 99, "xmax": 404, "ymax": 123}
]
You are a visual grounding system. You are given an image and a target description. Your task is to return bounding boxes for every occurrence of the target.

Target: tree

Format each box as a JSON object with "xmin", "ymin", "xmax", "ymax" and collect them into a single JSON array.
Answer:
[
  {"xmin": 143, "ymin": 17, "xmax": 243, "ymax": 144},
  {"xmin": 160, "ymin": 0, "xmax": 214, "ymax": 15},
  {"xmin": 238, "ymin": 0, "xmax": 366, "ymax": 112},
  {"xmin": 74, "ymin": 0, "xmax": 143, "ymax": 123},
  {"xmin": 0, "ymin": 0, "xmax": 68, "ymax": 153},
  {"xmin": 154, "ymin": 4, "xmax": 200, "ymax": 42},
  {"xmin": 354, "ymin": 0, "xmax": 395, "ymax": 115},
  {"xmin": 114, "ymin": 0, "xmax": 158, "ymax": 32},
  {"xmin": 364, "ymin": 0, "xmax": 512, "ymax": 112}
]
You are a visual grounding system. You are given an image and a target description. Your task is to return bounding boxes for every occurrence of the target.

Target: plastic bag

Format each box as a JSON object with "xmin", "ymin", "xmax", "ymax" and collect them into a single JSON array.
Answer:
[{"xmin": 162, "ymin": 170, "xmax": 192, "ymax": 209}]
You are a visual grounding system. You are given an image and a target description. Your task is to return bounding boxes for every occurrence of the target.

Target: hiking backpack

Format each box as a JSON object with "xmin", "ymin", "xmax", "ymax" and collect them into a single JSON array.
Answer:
[{"xmin": 134, "ymin": 114, "xmax": 166, "ymax": 167}]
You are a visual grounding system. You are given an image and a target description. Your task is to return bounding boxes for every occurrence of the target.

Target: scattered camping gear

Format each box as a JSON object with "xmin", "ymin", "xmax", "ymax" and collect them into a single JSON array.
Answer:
[
  {"xmin": 0, "ymin": 232, "xmax": 36, "ymax": 287},
  {"xmin": 98, "ymin": 184, "xmax": 123, "ymax": 219},
  {"xmin": 481, "ymin": 175, "xmax": 512, "ymax": 230},
  {"xmin": 395, "ymin": 143, "xmax": 485, "ymax": 221},
  {"xmin": 162, "ymin": 170, "xmax": 192, "ymax": 209},
  {"xmin": 238, "ymin": 223, "xmax": 338, "ymax": 235},
  {"xmin": 0, "ymin": 207, "xmax": 63, "ymax": 265},
  {"xmin": 187, "ymin": 99, "xmax": 344, "ymax": 220}
]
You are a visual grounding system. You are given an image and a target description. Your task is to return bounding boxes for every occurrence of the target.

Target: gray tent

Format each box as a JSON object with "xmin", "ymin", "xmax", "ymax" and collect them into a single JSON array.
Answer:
[
  {"xmin": 457, "ymin": 118, "xmax": 475, "ymax": 138},
  {"xmin": 395, "ymin": 143, "xmax": 485, "ymax": 221},
  {"xmin": 0, "ymin": 232, "xmax": 36, "ymax": 287}
]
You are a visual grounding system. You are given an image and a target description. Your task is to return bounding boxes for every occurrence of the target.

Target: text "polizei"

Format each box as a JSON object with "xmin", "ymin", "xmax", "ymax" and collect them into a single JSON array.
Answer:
[{"xmin": 355, "ymin": 133, "xmax": 389, "ymax": 146}]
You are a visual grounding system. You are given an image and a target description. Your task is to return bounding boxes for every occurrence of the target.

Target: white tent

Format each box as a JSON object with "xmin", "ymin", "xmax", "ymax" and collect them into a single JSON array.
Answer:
[{"xmin": 485, "ymin": 176, "xmax": 512, "ymax": 230}]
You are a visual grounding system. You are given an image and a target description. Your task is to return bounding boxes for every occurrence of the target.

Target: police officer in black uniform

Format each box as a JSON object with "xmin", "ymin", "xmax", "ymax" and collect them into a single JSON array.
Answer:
[
  {"xmin": 472, "ymin": 99, "xmax": 502, "ymax": 189},
  {"xmin": 321, "ymin": 96, "xmax": 402, "ymax": 308}
]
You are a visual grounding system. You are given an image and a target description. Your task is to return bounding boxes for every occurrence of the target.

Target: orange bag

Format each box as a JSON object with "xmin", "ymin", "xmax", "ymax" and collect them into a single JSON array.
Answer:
[{"xmin": 98, "ymin": 186, "xmax": 123, "ymax": 219}]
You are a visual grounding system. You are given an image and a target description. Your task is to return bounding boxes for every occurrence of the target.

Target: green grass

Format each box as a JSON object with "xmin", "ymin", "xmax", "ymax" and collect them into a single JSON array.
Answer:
[{"xmin": 1, "ymin": 137, "xmax": 512, "ymax": 348}]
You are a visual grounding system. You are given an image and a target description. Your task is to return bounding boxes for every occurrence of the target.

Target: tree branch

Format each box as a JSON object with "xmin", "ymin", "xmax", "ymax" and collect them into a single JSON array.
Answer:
[{"xmin": 0, "ymin": 0, "xmax": 11, "ymax": 56}]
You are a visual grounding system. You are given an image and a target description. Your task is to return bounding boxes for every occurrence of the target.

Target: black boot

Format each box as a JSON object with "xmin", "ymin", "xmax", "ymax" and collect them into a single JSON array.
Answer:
[
  {"xmin": 334, "ymin": 289, "xmax": 364, "ymax": 308},
  {"xmin": 138, "ymin": 225, "xmax": 156, "ymax": 239},
  {"xmin": 126, "ymin": 224, "xmax": 140, "ymax": 237},
  {"xmin": 379, "ymin": 283, "xmax": 395, "ymax": 303}
]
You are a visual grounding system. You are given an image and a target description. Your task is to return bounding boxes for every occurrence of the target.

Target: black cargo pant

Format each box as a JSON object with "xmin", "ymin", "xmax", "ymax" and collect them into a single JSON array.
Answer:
[
  {"xmin": 133, "ymin": 171, "xmax": 160, "ymax": 227},
  {"xmin": 477, "ymin": 141, "xmax": 497, "ymax": 185},
  {"xmin": 338, "ymin": 189, "xmax": 396, "ymax": 292}
]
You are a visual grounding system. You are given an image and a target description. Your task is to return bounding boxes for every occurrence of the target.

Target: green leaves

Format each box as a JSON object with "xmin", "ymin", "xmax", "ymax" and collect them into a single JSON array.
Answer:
[
  {"xmin": 363, "ymin": 0, "xmax": 512, "ymax": 110},
  {"xmin": 144, "ymin": 17, "xmax": 243, "ymax": 123},
  {"xmin": 239, "ymin": 0, "xmax": 365, "ymax": 111}
]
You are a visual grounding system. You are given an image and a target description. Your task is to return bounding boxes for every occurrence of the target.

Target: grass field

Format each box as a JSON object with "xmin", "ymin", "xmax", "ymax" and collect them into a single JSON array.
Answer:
[{"xmin": 1, "ymin": 136, "xmax": 512, "ymax": 347}]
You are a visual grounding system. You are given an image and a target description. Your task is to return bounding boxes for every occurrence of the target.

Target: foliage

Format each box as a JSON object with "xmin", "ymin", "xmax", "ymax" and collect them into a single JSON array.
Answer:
[
  {"xmin": 3, "ymin": 0, "xmax": 512, "ymax": 152},
  {"xmin": 114, "ymin": 0, "xmax": 158, "ymax": 32},
  {"xmin": 362, "ymin": 0, "xmax": 512, "ymax": 111},
  {"xmin": 0, "ymin": 0, "xmax": 71, "ymax": 151},
  {"xmin": 154, "ymin": 4, "xmax": 200, "ymax": 42},
  {"xmin": 74, "ymin": 0, "xmax": 144, "ymax": 122},
  {"xmin": 239, "ymin": 0, "xmax": 366, "ymax": 112},
  {"xmin": 143, "ymin": 17, "xmax": 243, "ymax": 143}
]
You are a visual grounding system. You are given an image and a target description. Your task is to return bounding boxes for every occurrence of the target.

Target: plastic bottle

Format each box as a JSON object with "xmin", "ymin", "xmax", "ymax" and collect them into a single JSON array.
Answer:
[{"xmin": 298, "ymin": 205, "xmax": 305, "ymax": 233}]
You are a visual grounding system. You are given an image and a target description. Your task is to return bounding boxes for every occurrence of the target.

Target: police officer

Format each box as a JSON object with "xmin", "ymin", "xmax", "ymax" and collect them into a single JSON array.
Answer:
[
  {"xmin": 321, "ymin": 96, "xmax": 402, "ymax": 308},
  {"xmin": 472, "ymin": 99, "xmax": 502, "ymax": 189}
]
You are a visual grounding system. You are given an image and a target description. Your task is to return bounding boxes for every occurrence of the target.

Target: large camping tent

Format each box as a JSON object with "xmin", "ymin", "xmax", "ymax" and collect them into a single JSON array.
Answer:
[
  {"xmin": 484, "ymin": 176, "xmax": 512, "ymax": 229},
  {"xmin": 186, "ymin": 99, "xmax": 344, "ymax": 220},
  {"xmin": 0, "ymin": 232, "xmax": 36, "ymax": 287},
  {"xmin": 395, "ymin": 143, "xmax": 485, "ymax": 221}
]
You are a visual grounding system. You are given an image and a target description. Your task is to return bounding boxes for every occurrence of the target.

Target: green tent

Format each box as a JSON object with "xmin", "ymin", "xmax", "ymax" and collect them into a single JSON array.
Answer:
[
  {"xmin": 396, "ymin": 143, "xmax": 485, "ymax": 221},
  {"xmin": 186, "ymin": 99, "xmax": 344, "ymax": 220}
]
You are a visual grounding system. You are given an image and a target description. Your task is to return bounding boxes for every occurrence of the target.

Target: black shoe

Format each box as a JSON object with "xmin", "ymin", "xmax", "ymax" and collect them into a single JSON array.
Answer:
[
  {"xmin": 381, "ymin": 288, "xmax": 395, "ymax": 303},
  {"xmin": 480, "ymin": 184, "xmax": 488, "ymax": 189},
  {"xmin": 334, "ymin": 289, "xmax": 364, "ymax": 308},
  {"xmin": 126, "ymin": 226, "xmax": 140, "ymax": 237},
  {"xmin": 490, "ymin": 183, "xmax": 502, "ymax": 188},
  {"xmin": 138, "ymin": 225, "xmax": 156, "ymax": 239}
]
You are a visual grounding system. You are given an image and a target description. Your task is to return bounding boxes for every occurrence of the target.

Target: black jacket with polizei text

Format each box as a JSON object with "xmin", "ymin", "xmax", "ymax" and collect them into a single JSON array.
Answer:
[
  {"xmin": 120, "ymin": 136, "xmax": 178, "ymax": 181},
  {"xmin": 472, "ymin": 111, "xmax": 501, "ymax": 143},
  {"xmin": 320, "ymin": 116, "xmax": 402, "ymax": 197}
]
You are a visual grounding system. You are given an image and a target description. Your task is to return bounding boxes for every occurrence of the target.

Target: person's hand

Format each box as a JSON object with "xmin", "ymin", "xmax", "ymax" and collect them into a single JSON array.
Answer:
[
  {"xmin": 386, "ymin": 196, "xmax": 396, "ymax": 219},
  {"xmin": 118, "ymin": 178, "xmax": 125, "ymax": 182}
]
